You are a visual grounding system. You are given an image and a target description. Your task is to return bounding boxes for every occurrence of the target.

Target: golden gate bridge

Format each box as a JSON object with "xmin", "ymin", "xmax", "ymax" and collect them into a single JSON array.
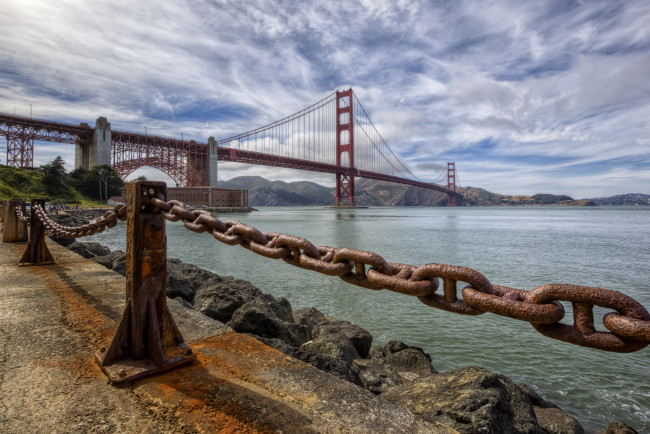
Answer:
[{"xmin": 0, "ymin": 88, "xmax": 459, "ymax": 206}]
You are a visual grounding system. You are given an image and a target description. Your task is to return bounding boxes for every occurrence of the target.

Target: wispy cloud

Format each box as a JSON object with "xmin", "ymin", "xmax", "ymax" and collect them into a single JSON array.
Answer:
[{"xmin": 1, "ymin": 0, "xmax": 649, "ymax": 197}]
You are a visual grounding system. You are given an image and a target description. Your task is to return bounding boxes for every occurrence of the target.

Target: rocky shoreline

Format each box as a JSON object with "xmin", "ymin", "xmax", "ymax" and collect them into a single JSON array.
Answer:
[{"xmin": 48, "ymin": 213, "xmax": 638, "ymax": 434}]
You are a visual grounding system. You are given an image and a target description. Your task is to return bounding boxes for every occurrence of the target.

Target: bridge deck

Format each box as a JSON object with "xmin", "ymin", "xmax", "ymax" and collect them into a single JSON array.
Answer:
[{"xmin": 0, "ymin": 234, "xmax": 451, "ymax": 433}]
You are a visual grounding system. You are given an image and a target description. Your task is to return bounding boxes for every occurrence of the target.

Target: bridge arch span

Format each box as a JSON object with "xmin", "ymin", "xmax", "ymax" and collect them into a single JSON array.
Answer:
[{"xmin": 113, "ymin": 158, "xmax": 197, "ymax": 187}]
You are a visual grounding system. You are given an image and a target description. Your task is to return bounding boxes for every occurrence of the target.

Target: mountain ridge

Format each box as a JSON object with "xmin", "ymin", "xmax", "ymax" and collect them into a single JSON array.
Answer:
[{"xmin": 220, "ymin": 176, "xmax": 648, "ymax": 207}]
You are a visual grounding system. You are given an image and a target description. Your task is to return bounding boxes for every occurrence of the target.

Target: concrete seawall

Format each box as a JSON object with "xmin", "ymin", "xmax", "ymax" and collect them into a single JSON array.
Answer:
[{"xmin": 0, "ymin": 237, "xmax": 454, "ymax": 433}]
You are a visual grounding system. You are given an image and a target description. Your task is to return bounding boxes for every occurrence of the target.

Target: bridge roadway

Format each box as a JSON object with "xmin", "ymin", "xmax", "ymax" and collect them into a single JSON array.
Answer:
[{"xmin": 0, "ymin": 232, "xmax": 453, "ymax": 433}]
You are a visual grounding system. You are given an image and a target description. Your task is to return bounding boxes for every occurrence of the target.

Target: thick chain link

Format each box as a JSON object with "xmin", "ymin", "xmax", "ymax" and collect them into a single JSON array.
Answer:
[
  {"xmin": 14, "ymin": 205, "xmax": 29, "ymax": 223},
  {"xmin": 33, "ymin": 204, "xmax": 127, "ymax": 238},
  {"xmin": 147, "ymin": 197, "xmax": 650, "ymax": 353}
]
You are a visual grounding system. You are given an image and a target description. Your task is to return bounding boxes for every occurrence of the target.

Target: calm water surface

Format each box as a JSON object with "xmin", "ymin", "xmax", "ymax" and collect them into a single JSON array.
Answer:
[{"xmin": 88, "ymin": 206, "xmax": 650, "ymax": 432}]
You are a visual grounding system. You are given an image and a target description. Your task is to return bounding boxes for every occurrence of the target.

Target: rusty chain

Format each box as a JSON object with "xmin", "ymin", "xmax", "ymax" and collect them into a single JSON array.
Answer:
[
  {"xmin": 32, "ymin": 203, "xmax": 127, "ymax": 238},
  {"xmin": 146, "ymin": 196, "xmax": 650, "ymax": 353},
  {"xmin": 14, "ymin": 205, "xmax": 29, "ymax": 223},
  {"xmin": 22, "ymin": 195, "xmax": 650, "ymax": 353}
]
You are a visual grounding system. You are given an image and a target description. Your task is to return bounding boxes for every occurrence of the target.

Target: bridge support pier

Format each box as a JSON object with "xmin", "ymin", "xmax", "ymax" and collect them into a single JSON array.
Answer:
[
  {"xmin": 208, "ymin": 136, "xmax": 219, "ymax": 187},
  {"xmin": 76, "ymin": 117, "xmax": 111, "ymax": 171},
  {"xmin": 2, "ymin": 199, "xmax": 28, "ymax": 243}
]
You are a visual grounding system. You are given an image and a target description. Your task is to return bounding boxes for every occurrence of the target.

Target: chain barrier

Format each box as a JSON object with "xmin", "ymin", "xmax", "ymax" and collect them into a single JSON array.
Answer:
[
  {"xmin": 31, "ymin": 203, "xmax": 127, "ymax": 238},
  {"xmin": 147, "ymin": 196, "xmax": 650, "ymax": 353},
  {"xmin": 21, "ymin": 196, "xmax": 650, "ymax": 353}
]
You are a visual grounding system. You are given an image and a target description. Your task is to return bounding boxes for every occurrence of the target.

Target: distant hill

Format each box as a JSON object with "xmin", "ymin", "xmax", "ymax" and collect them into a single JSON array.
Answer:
[
  {"xmin": 456, "ymin": 187, "xmax": 596, "ymax": 206},
  {"xmin": 220, "ymin": 177, "xmax": 650, "ymax": 207},
  {"xmin": 586, "ymin": 193, "xmax": 650, "ymax": 206},
  {"xmin": 219, "ymin": 176, "xmax": 450, "ymax": 207},
  {"xmin": 220, "ymin": 176, "xmax": 333, "ymax": 206}
]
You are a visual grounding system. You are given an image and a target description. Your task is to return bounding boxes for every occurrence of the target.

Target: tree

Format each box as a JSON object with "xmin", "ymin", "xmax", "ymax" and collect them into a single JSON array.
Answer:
[
  {"xmin": 89, "ymin": 165, "xmax": 125, "ymax": 202},
  {"xmin": 40, "ymin": 156, "xmax": 67, "ymax": 197},
  {"xmin": 69, "ymin": 165, "xmax": 125, "ymax": 202}
]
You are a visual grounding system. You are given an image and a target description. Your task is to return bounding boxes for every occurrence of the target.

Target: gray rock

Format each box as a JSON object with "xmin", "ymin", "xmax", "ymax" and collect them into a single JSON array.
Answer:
[
  {"xmin": 534, "ymin": 407, "xmax": 584, "ymax": 434},
  {"xmin": 193, "ymin": 277, "xmax": 262, "ymax": 323},
  {"xmin": 294, "ymin": 307, "xmax": 327, "ymax": 333},
  {"xmin": 228, "ymin": 294, "xmax": 309, "ymax": 346},
  {"xmin": 385, "ymin": 348, "xmax": 437, "ymax": 377},
  {"xmin": 598, "ymin": 421, "xmax": 639, "ymax": 434},
  {"xmin": 256, "ymin": 336, "xmax": 362, "ymax": 387},
  {"xmin": 301, "ymin": 334, "xmax": 361, "ymax": 366},
  {"xmin": 167, "ymin": 258, "xmax": 221, "ymax": 301},
  {"xmin": 517, "ymin": 383, "xmax": 559, "ymax": 409},
  {"xmin": 111, "ymin": 252, "xmax": 127, "ymax": 276},
  {"xmin": 353, "ymin": 347, "xmax": 437, "ymax": 394},
  {"xmin": 313, "ymin": 320, "xmax": 373, "ymax": 358},
  {"xmin": 352, "ymin": 358, "xmax": 403, "ymax": 394},
  {"xmin": 67, "ymin": 241, "xmax": 110, "ymax": 259},
  {"xmin": 383, "ymin": 366, "xmax": 547, "ymax": 434},
  {"xmin": 274, "ymin": 296, "xmax": 294, "ymax": 323},
  {"xmin": 91, "ymin": 250, "xmax": 126, "ymax": 276},
  {"xmin": 383, "ymin": 340, "xmax": 409, "ymax": 355},
  {"xmin": 48, "ymin": 234, "xmax": 75, "ymax": 247},
  {"xmin": 173, "ymin": 296, "xmax": 195, "ymax": 310}
]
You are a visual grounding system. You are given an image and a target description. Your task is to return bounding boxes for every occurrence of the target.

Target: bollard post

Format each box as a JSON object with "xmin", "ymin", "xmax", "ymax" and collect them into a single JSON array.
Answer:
[
  {"xmin": 2, "ymin": 199, "xmax": 28, "ymax": 243},
  {"xmin": 19, "ymin": 198, "xmax": 55, "ymax": 265},
  {"xmin": 96, "ymin": 181, "xmax": 195, "ymax": 383}
]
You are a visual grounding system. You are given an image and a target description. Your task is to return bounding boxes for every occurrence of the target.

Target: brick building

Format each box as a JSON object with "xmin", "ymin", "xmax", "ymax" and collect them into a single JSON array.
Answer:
[{"xmin": 167, "ymin": 187, "xmax": 248, "ymax": 208}]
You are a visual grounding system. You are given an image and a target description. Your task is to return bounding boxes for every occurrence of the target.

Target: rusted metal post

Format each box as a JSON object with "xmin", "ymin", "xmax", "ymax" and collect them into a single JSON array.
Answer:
[
  {"xmin": 2, "ymin": 199, "xmax": 28, "ymax": 243},
  {"xmin": 19, "ymin": 198, "xmax": 55, "ymax": 265},
  {"xmin": 96, "ymin": 181, "xmax": 195, "ymax": 383}
]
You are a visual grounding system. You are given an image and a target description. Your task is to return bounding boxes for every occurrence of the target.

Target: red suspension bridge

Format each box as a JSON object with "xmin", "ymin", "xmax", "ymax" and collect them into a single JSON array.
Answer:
[{"xmin": 0, "ymin": 88, "xmax": 459, "ymax": 206}]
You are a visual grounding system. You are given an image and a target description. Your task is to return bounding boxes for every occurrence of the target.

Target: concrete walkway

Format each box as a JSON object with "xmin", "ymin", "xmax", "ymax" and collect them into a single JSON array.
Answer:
[{"xmin": 0, "ymin": 233, "xmax": 455, "ymax": 433}]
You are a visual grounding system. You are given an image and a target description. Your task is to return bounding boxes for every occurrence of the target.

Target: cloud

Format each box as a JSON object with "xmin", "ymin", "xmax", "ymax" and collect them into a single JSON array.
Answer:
[{"xmin": 1, "ymin": 0, "xmax": 649, "ymax": 197}]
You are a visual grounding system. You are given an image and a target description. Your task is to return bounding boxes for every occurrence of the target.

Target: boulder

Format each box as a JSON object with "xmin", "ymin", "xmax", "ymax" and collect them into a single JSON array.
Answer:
[
  {"xmin": 256, "ymin": 336, "xmax": 362, "ymax": 387},
  {"xmin": 352, "ymin": 358, "xmax": 403, "ymax": 394},
  {"xmin": 598, "ymin": 421, "xmax": 639, "ymax": 434},
  {"xmin": 48, "ymin": 234, "xmax": 75, "ymax": 247},
  {"xmin": 301, "ymin": 334, "xmax": 361, "ymax": 366},
  {"xmin": 273, "ymin": 296, "xmax": 294, "ymax": 323},
  {"xmin": 110, "ymin": 251, "xmax": 127, "ymax": 276},
  {"xmin": 313, "ymin": 320, "xmax": 373, "ymax": 358},
  {"xmin": 166, "ymin": 259, "xmax": 221, "ymax": 301},
  {"xmin": 354, "ymin": 342, "xmax": 437, "ymax": 394},
  {"xmin": 228, "ymin": 294, "xmax": 309, "ymax": 346},
  {"xmin": 383, "ymin": 366, "xmax": 550, "ymax": 434},
  {"xmin": 67, "ymin": 241, "xmax": 111, "ymax": 259},
  {"xmin": 294, "ymin": 307, "xmax": 327, "ymax": 333},
  {"xmin": 385, "ymin": 348, "xmax": 437, "ymax": 377},
  {"xmin": 91, "ymin": 250, "xmax": 126, "ymax": 276},
  {"xmin": 533, "ymin": 407, "xmax": 584, "ymax": 434},
  {"xmin": 193, "ymin": 277, "xmax": 262, "ymax": 323}
]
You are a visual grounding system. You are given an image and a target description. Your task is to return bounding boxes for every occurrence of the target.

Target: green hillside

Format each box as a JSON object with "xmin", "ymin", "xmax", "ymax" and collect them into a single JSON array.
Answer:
[
  {"xmin": 0, "ymin": 164, "xmax": 82, "ymax": 203},
  {"xmin": 0, "ymin": 165, "xmax": 49, "ymax": 200}
]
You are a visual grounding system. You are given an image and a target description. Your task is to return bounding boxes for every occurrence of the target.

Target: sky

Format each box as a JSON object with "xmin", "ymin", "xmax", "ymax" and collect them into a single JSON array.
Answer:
[{"xmin": 1, "ymin": 0, "xmax": 649, "ymax": 198}]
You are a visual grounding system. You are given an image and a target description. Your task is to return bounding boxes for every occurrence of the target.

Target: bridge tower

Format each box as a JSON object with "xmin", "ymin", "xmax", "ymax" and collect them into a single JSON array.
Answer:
[
  {"xmin": 335, "ymin": 89, "xmax": 355, "ymax": 207},
  {"xmin": 447, "ymin": 162, "xmax": 457, "ymax": 207}
]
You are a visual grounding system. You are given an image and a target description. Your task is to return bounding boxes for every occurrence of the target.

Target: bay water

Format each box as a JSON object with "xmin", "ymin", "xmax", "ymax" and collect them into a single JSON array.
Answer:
[{"xmin": 88, "ymin": 205, "xmax": 650, "ymax": 432}]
